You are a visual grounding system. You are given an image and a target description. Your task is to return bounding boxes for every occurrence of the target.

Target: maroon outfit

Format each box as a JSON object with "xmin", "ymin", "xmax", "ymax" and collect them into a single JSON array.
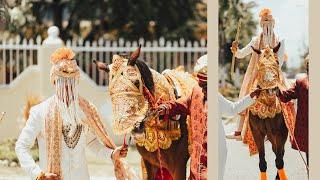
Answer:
[
  {"xmin": 164, "ymin": 86, "xmax": 207, "ymax": 180},
  {"xmin": 278, "ymin": 76, "xmax": 309, "ymax": 153},
  {"xmin": 155, "ymin": 168, "xmax": 173, "ymax": 180}
]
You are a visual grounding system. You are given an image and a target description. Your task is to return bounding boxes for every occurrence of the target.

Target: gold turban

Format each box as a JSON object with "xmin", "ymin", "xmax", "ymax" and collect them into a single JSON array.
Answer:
[
  {"xmin": 259, "ymin": 8, "xmax": 275, "ymax": 26},
  {"xmin": 50, "ymin": 47, "xmax": 80, "ymax": 85}
]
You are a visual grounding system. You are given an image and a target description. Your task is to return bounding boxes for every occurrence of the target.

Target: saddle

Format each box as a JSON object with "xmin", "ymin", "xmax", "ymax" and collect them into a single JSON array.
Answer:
[
  {"xmin": 132, "ymin": 68, "xmax": 197, "ymax": 152},
  {"xmin": 249, "ymin": 88, "xmax": 282, "ymax": 119},
  {"xmin": 249, "ymin": 49, "xmax": 283, "ymax": 119}
]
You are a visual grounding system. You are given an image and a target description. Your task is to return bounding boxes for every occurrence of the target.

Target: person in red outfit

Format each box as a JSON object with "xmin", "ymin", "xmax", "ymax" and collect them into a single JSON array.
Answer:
[
  {"xmin": 157, "ymin": 54, "xmax": 208, "ymax": 179},
  {"xmin": 277, "ymin": 55, "xmax": 309, "ymax": 165}
]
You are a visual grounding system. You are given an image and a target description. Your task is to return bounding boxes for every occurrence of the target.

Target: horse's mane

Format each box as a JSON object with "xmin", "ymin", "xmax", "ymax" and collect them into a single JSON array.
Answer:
[{"xmin": 135, "ymin": 59, "xmax": 155, "ymax": 94}]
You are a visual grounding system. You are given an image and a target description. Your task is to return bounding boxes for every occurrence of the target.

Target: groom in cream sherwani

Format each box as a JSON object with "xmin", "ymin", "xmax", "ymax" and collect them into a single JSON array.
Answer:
[{"xmin": 15, "ymin": 47, "xmax": 130, "ymax": 180}]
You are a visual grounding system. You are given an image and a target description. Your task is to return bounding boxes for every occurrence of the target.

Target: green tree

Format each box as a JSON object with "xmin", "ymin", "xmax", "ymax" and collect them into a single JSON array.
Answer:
[
  {"xmin": 106, "ymin": 0, "xmax": 206, "ymax": 41},
  {"xmin": 3, "ymin": 0, "xmax": 206, "ymax": 41},
  {"xmin": 219, "ymin": 0, "xmax": 257, "ymax": 97},
  {"xmin": 219, "ymin": 0, "xmax": 257, "ymax": 69},
  {"xmin": 298, "ymin": 44, "xmax": 309, "ymax": 73},
  {"xmin": 0, "ymin": 0, "xmax": 8, "ymax": 31}
]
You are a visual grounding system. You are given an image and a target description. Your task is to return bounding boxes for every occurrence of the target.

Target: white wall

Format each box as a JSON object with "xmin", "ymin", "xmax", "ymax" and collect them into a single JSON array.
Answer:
[
  {"xmin": 0, "ymin": 66, "xmax": 122, "ymax": 143},
  {"xmin": 0, "ymin": 27, "xmax": 122, "ymax": 144},
  {"xmin": 0, "ymin": 66, "xmax": 41, "ymax": 140}
]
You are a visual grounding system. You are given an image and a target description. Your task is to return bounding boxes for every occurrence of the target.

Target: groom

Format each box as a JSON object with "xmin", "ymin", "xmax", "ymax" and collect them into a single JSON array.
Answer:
[
  {"xmin": 15, "ymin": 47, "xmax": 128, "ymax": 180},
  {"xmin": 228, "ymin": 8, "xmax": 288, "ymax": 140}
]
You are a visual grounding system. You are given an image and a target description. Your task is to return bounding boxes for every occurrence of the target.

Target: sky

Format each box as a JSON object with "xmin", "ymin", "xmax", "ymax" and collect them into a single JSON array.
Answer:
[{"xmin": 242, "ymin": 0, "xmax": 309, "ymax": 68}]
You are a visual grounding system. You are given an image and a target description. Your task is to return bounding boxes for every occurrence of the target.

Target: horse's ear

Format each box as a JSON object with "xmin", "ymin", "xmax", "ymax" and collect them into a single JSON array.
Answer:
[
  {"xmin": 128, "ymin": 44, "xmax": 141, "ymax": 66},
  {"xmin": 273, "ymin": 42, "xmax": 281, "ymax": 53},
  {"xmin": 251, "ymin": 46, "xmax": 261, "ymax": 54},
  {"xmin": 93, "ymin": 60, "xmax": 109, "ymax": 73},
  {"xmin": 119, "ymin": 52, "xmax": 129, "ymax": 59}
]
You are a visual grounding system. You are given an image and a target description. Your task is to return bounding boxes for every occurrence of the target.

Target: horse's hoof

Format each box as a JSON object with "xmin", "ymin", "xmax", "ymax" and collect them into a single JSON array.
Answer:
[
  {"xmin": 260, "ymin": 172, "xmax": 267, "ymax": 180},
  {"xmin": 275, "ymin": 173, "xmax": 280, "ymax": 180}
]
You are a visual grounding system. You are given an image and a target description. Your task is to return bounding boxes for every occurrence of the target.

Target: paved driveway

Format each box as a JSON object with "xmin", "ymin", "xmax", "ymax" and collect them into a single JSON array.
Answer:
[
  {"xmin": 0, "ymin": 147, "xmax": 142, "ymax": 180},
  {"xmin": 223, "ymin": 121, "xmax": 308, "ymax": 180}
]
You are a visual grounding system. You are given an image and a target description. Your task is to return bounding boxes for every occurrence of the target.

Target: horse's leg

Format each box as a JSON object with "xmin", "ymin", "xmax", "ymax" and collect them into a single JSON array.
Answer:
[
  {"xmin": 249, "ymin": 113, "xmax": 268, "ymax": 180},
  {"xmin": 266, "ymin": 114, "xmax": 288, "ymax": 180},
  {"xmin": 142, "ymin": 159, "xmax": 157, "ymax": 180},
  {"xmin": 171, "ymin": 160, "xmax": 187, "ymax": 180},
  {"xmin": 275, "ymin": 114, "xmax": 288, "ymax": 180}
]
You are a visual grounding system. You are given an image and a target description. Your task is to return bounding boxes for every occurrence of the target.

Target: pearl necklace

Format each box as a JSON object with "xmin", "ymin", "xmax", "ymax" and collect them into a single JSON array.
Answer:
[{"xmin": 62, "ymin": 123, "xmax": 83, "ymax": 149}]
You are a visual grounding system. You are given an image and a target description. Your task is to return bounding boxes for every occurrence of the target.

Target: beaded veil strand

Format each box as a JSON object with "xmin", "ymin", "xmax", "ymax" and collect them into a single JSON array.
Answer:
[{"xmin": 55, "ymin": 76, "xmax": 79, "ymax": 125}]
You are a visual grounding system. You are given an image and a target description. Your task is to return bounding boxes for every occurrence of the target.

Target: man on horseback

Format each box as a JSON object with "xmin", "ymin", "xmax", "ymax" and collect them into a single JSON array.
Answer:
[
  {"xmin": 15, "ymin": 47, "xmax": 131, "ymax": 180},
  {"xmin": 227, "ymin": 8, "xmax": 289, "ymax": 140},
  {"xmin": 227, "ymin": 8, "xmax": 296, "ymax": 180}
]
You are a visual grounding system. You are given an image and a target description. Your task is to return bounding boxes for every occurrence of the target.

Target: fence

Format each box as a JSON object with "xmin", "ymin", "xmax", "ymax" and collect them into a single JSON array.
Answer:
[
  {"xmin": 0, "ymin": 37, "xmax": 41, "ymax": 85},
  {"xmin": 0, "ymin": 36, "xmax": 207, "ymax": 86}
]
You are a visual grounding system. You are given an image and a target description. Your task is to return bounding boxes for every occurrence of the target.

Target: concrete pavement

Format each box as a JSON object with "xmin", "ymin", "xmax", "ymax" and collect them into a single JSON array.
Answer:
[{"xmin": 223, "ymin": 121, "xmax": 308, "ymax": 180}]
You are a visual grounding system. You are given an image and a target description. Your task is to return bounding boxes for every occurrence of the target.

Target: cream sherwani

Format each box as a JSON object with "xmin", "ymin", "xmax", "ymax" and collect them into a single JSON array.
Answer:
[
  {"xmin": 15, "ymin": 96, "xmax": 113, "ymax": 180},
  {"xmin": 218, "ymin": 94, "xmax": 255, "ymax": 180},
  {"xmin": 235, "ymin": 35, "xmax": 286, "ymax": 96}
]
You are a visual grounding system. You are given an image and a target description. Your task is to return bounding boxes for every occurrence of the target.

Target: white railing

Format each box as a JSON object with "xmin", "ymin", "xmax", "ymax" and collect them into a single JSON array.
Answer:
[
  {"xmin": 0, "ymin": 37, "xmax": 41, "ymax": 85},
  {"xmin": 0, "ymin": 36, "xmax": 207, "ymax": 86}
]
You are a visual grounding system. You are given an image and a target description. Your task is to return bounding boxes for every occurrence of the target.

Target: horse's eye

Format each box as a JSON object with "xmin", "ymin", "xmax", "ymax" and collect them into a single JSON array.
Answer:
[
  {"xmin": 121, "ymin": 72, "xmax": 123, "ymax": 75},
  {"xmin": 133, "ymin": 80, "xmax": 140, "ymax": 89}
]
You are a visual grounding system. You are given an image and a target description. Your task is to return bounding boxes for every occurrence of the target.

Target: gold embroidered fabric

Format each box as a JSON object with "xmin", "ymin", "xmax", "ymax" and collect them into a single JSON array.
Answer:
[
  {"xmin": 45, "ymin": 100, "xmax": 62, "ymax": 178},
  {"xmin": 249, "ymin": 46, "xmax": 282, "ymax": 119},
  {"xmin": 109, "ymin": 63, "xmax": 149, "ymax": 135},
  {"xmin": 108, "ymin": 55, "xmax": 197, "ymax": 152},
  {"xmin": 162, "ymin": 68, "xmax": 198, "ymax": 154},
  {"xmin": 250, "ymin": 90, "xmax": 282, "ymax": 119},
  {"xmin": 255, "ymin": 47, "xmax": 280, "ymax": 90},
  {"xmin": 78, "ymin": 97, "xmax": 140, "ymax": 180},
  {"xmin": 49, "ymin": 47, "xmax": 80, "ymax": 85},
  {"xmin": 44, "ymin": 97, "xmax": 139, "ymax": 180},
  {"xmin": 162, "ymin": 68, "xmax": 198, "ymax": 98}
]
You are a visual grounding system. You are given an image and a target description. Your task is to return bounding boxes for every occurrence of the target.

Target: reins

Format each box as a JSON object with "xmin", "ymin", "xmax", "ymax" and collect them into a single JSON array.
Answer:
[
  {"xmin": 282, "ymin": 109, "xmax": 309, "ymax": 176},
  {"xmin": 141, "ymin": 78, "xmax": 166, "ymax": 180}
]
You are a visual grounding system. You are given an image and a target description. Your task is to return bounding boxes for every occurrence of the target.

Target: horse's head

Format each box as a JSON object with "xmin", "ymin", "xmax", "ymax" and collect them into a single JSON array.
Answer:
[
  {"xmin": 94, "ymin": 45, "xmax": 153, "ymax": 135},
  {"xmin": 251, "ymin": 42, "xmax": 281, "ymax": 90},
  {"xmin": 251, "ymin": 42, "xmax": 281, "ymax": 104}
]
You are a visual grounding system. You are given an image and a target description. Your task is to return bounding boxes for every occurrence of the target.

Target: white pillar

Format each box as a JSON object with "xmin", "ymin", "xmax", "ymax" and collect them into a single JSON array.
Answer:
[{"xmin": 38, "ymin": 26, "xmax": 64, "ymax": 97}]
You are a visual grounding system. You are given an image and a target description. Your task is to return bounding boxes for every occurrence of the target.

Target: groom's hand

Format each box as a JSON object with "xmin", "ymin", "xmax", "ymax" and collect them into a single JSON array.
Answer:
[
  {"xmin": 43, "ymin": 173, "xmax": 59, "ymax": 180},
  {"xmin": 155, "ymin": 104, "xmax": 168, "ymax": 116},
  {"xmin": 112, "ymin": 146, "xmax": 128, "ymax": 159},
  {"xmin": 250, "ymin": 88, "xmax": 262, "ymax": 98},
  {"xmin": 231, "ymin": 41, "xmax": 238, "ymax": 54}
]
